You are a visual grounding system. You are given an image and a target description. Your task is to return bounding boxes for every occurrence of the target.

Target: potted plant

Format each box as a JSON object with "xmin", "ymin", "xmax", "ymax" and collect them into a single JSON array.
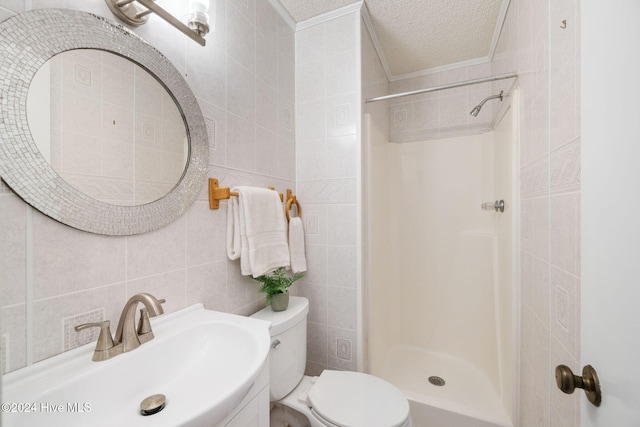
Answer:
[{"xmin": 253, "ymin": 267, "xmax": 304, "ymax": 311}]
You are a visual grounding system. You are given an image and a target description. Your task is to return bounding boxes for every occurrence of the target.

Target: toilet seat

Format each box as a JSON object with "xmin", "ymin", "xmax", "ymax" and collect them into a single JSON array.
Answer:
[{"xmin": 307, "ymin": 370, "xmax": 411, "ymax": 427}]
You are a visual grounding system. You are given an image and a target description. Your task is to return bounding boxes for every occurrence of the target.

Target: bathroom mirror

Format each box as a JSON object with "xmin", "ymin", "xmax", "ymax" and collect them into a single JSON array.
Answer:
[
  {"xmin": 27, "ymin": 50, "xmax": 189, "ymax": 207},
  {"xmin": 0, "ymin": 9, "xmax": 208, "ymax": 235}
]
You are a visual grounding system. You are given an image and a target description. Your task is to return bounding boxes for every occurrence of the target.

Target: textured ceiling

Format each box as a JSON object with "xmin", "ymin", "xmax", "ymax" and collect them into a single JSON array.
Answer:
[{"xmin": 277, "ymin": 0, "xmax": 504, "ymax": 77}]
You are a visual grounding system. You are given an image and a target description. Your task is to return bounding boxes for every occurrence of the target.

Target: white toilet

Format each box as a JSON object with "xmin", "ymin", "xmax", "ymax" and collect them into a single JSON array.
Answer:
[{"xmin": 251, "ymin": 296, "xmax": 413, "ymax": 427}]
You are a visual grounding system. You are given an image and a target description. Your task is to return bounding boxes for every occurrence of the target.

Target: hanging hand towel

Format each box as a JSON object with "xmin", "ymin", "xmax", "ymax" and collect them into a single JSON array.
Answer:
[
  {"xmin": 226, "ymin": 191, "xmax": 252, "ymax": 276},
  {"xmin": 288, "ymin": 216, "xmax": 307, "ymax": 274},
  {"xmin": 226, "ymin": 194, "xmax": 241, "ymax": 260},
  {"xmin": 237, "ymin": 186, "xmax": 290, "ymax": 277}
]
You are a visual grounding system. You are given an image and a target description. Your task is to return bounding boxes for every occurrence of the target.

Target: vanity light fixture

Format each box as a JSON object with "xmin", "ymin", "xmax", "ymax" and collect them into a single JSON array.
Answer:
[{"xmin": 105, "ymin": 0, "xmax": 213, "ymax": 46}]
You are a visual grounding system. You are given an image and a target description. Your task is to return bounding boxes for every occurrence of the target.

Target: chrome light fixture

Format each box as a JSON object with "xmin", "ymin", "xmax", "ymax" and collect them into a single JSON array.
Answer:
[
  {"xmin": 105, "ymin": 0, "xmax": 213, "ymax": 46},
  {"xmin": 186, "ymin": 0, "xmax": 212, "ymax": 37}
]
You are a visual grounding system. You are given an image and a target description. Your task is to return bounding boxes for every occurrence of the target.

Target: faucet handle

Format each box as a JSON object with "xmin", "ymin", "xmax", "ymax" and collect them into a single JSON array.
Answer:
[
  {"xmin": 137, "ymin": 308, "xmax": 150, "ymax": 335},
  {"xmin": 75, "ymin": 320, "xmax": 119, "ymax": 361}
]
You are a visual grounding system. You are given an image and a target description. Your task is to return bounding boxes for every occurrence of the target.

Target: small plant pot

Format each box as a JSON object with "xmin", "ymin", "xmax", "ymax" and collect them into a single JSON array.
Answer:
[{"xmin": 270, "ymin": 292, "xmax": 289, "ymax": 312}]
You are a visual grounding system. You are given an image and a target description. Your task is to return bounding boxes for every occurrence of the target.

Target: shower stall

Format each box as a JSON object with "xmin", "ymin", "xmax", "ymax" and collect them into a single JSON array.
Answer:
[{"xmin": 363, "ymin": 85, "xmax": 519, "ymax": 427}]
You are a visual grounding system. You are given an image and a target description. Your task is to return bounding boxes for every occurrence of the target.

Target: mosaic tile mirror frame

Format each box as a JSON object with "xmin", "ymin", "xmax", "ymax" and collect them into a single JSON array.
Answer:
[{"xmin": 0, "ymin": 9, "xmax": 208, "ymax": 235}]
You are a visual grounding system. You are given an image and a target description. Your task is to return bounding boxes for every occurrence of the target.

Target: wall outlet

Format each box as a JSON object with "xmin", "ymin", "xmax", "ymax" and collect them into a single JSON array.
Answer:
[{"xmin": 306, "ymin": 214, "xmax": 319, "ymax": 234}]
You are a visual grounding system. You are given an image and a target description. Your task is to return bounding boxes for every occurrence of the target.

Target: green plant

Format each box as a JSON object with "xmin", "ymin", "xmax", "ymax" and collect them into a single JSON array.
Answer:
[{"xmin": 253, "ymin": 267, "xmax": 304, "ymax": 304}]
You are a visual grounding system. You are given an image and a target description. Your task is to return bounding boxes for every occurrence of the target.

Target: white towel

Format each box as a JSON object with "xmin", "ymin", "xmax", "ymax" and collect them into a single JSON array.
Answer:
[
  {"xmin": 235, "ymin": 186, "xmax": 290, "ymax": 277},
  {"xmin": 288, "ymin": 217, "xmax": 307, "ymax": 274},
  {"xmin": 226, "ymin": 193, "xmax": 253, "ymax": 275},
  {"xmin": 226, "ymin": 194, "xmax": 241, "ymax": 260}
]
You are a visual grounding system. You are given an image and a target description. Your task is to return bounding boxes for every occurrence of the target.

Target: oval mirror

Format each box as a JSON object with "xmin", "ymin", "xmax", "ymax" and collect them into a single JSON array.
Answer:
[
  {"xmin": 27, "ymin": 50, "xmax": 189, "ymax": 207},
  {"xmin": 0, "ymin": 9, "xmax": 208, "ymax": 235}
]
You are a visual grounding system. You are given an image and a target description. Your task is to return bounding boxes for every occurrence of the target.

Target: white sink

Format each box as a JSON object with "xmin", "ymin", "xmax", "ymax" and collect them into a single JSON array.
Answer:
[{"xmin": 2, "ymin": 304, "xmax": 271, "ymax": 427}]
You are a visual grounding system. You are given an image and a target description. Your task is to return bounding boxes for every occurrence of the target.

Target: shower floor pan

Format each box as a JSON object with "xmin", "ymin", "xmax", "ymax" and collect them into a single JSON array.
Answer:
[{"xmin": 379, "ymin": 345, "xmax": 512, "ymax": 427}]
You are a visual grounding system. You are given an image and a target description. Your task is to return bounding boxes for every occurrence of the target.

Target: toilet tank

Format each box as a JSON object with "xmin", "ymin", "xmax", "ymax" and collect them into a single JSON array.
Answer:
[{"xmin": 250, "ymin": 296, "xmax": 309, "ymax": 401}]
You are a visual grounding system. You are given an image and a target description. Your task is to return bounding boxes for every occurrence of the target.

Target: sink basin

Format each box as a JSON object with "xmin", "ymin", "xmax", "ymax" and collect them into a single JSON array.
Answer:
[{"xmin": 2, "ymin": 304, "xmax": 271, "ymax": 427}]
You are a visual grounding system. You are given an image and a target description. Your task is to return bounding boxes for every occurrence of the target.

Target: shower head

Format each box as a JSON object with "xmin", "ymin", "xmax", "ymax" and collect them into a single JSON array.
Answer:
[{"xmin": 470, "ymin": 90, "xmax": 504, "ymax": 117}]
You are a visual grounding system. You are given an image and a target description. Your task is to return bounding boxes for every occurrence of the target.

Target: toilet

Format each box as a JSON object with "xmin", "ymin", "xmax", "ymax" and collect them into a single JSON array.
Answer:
[{"xmin": 251, "ymin": 296, "xmax": 413, "ymax": 427}]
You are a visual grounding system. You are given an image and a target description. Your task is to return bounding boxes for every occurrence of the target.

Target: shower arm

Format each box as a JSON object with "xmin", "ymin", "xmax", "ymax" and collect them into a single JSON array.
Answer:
[
  {"xmin": 475, "ymin": 91, "xmax": 504, "ymax": 109},
  {"xmin": 469, "ymin": 90, "xmax": 504, "ymax": 117}
]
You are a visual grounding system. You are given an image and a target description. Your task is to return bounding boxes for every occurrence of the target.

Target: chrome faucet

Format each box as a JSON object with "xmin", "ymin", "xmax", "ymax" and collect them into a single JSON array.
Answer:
[{"xmin": 74, "ymin": 293, "xmax": 165, "ymax": 361}]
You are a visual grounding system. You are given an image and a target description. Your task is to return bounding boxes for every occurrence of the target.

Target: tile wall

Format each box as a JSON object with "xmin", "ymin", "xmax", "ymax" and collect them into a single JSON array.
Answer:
[
  {"xmin": 0, "ymin": 0, "xmax": 296, "ymax": 372},
  {"xmin": 294, "ymin": 10, "xmax": 361, "ymax": 374},
  {"xmin": 493, "ymin": 0, "xmax": 582, "ymax": 425},
  {"xmin": 388, "ymin": 62, "xmax": 497, "ymax": 143}
]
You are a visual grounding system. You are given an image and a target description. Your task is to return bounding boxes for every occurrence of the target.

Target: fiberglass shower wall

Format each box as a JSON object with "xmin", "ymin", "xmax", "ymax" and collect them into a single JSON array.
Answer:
[{"xmin": 366, "ymin": 100, "xmax": 517, "ymax": 419}]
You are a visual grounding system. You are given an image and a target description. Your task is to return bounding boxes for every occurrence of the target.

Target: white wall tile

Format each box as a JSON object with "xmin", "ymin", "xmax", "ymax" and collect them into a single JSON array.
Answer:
[
  {"xmin": 255, "ymin": 0, "xmax": 278, "ymax": 46},
  {"xmin": 127, "ymin": 270, "xmax": 186, "ymax": 314},
  {"xmin": 326, "ymin": 135, "xmax": 357, "ymax": 179},
  {"xmin": 256, "ymin": 79, "xmax": 278, "ymax": 132},
  {"xmin": 327, "ymin": 287, "xmax": 357, "ymax": 330},
  {"xmin": 297, "ymin": 139, "xmax": 327, "ymax": 181},
  {"xmin": 227, "ymin": 2, "xmax": 256, "ymax": 70},
  {"xmin": 307, "ymin": 321, "xmax": 328, "ymax": 364},
  {"xmin": 2, "ymin": 305, "xmax": 26, "ymax": 372},
  {"xmin": 327, "ymin": 246, "xmax": 357, "ymax": 288},
  {"xmin": 32, "ymin": 283, "xmax": 126, "ymax": 363},
  {"xmin": 277, "ymin": 52, "xmax": 295, "ymax": 102},
  {"xmin": 326, "ymin": 14, "xmax": 356, "ymax": 55},
  {"xmin": 327, "ymin": 204, "xmax": 357, "ymax": 246},
  {"xmin": 550, "ymin": 193, "xmax": 579, "ymax": 275},
  {"xmin": 0, "ymin": 195, "xmax": 27, "ymax": 306},
  {"xmin": 256, "ymin": 31, "xmax": 278, "ymax": 89},
  {"xmin": 186, "ymin": 43, "xmax": 227, "ymax": 110},
  {"xmin": 226, "ymin": 113, "xmax": 256, "ymax": 171},
  {"xmin": 32, "ymin": 211, "xmax": 127, "ymax": 299},
  {"xmin": 297, "ymin": 282, "xmax": 328, "ymax": 325},
  {"xmin": 296, "ymin": 99, "xmax": 326, "ymax": 141},
  {"xmin": 1, "ymin": 0, "xmax": 296, "ymax": 369},
  {"xmin": 227, "ymin": 58, "xmax": 256, "ymax": 122},
  {"xmin": 255, "ymin": 127, "xmax": 279, "ymax": 177},
  {"xmin": 326, "ymin": 93, "xmax": 357, "ymax": 137},
  {"xmin": 304, "ymin": 244, "xmax": 328, "ymax": 286},
  {"xmin": 296, "ymin": 60, "xmax": 326, "ymax": 103},
  {"xmin": 326, "ymin": 51, "xmax": 356, "ymax": 97},
  {"xmin": 186, "ymin": 261, "xmax": 228, "ymax": 312},
  {"xmin": 296, "ymin": 23, "xmax": 326, "ymax": 66},
  {"xmin": 494, "ymin": 1, "xmax": 581, "ymax": 425}
]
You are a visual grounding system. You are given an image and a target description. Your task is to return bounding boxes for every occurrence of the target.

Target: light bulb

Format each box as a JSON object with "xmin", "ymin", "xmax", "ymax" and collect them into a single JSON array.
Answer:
[
  {"xmin": 189, "ymin": 0, "xmax": 209, "ymax": 13},
  {"xmin": 187, "ymin": 0, "xmax": 214, "ymax": 36}
]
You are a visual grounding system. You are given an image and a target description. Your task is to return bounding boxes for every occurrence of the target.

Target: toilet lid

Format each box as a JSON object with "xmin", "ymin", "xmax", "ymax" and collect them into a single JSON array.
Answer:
[{"xmin": 308, "ymin": 370, "xmax": 410, "ymax": 427}]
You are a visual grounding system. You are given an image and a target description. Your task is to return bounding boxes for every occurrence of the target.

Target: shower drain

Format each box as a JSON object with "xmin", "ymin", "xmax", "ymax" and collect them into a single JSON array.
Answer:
[{"xmin": 428, "ymin": 376, "xmax": 446, "ymax": 386}]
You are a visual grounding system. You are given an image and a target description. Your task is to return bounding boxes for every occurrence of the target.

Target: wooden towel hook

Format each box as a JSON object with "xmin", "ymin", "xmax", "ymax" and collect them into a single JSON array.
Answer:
[{"xmin": 285, "ymin": 189, "xmax": 302, "ymax": 222}]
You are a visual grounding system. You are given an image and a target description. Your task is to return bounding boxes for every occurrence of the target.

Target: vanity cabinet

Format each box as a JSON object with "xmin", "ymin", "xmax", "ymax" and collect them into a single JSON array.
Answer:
[{"xmin": 217, "ymin": 362, "xmax": 269, "ymax": 427}]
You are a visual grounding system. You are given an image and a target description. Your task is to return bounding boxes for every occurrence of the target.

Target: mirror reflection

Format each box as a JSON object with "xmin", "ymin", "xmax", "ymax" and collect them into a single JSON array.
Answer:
[{"xmin": 27, "ymin": 49, "xmax": 188, "ymax": 206}]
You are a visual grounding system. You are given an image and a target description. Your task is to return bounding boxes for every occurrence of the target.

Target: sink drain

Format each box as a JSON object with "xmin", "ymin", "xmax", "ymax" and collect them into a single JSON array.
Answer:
[
  {"xmin": 428, "ymin": 376, "xmax": 445, "ymax": 386},
  {"xmin": 140, "ymin": 394, "xmax": 166, "ymax": 416}
]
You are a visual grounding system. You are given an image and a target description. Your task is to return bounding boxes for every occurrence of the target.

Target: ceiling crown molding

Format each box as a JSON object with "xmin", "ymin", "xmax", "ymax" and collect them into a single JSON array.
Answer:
[
  {"xmin": 296, "ymin": 0, "xmax": 364, "ymax": 31},
  {"xmin": 267, "ymin": 0, "xmax": 296, "ymax": 30}
]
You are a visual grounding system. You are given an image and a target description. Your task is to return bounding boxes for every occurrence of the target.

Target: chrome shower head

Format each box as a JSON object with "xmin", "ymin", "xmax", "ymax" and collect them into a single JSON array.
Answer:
[{"xmin": 469, "ymin": 90, "xmax": 504, "ymax": 117}]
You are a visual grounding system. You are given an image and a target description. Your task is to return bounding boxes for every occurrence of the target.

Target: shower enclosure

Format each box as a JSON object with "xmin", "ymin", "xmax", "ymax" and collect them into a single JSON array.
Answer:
[{"xmin": 363, "ymin": 90, "xmax": 519, "ymax": 427}]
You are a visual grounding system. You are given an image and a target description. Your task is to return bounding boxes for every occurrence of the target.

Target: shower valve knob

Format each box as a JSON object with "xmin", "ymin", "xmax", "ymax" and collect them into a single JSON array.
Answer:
[{"xmin": 555, "ymin": 364, "xmax": 602, "ymax": 407}]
